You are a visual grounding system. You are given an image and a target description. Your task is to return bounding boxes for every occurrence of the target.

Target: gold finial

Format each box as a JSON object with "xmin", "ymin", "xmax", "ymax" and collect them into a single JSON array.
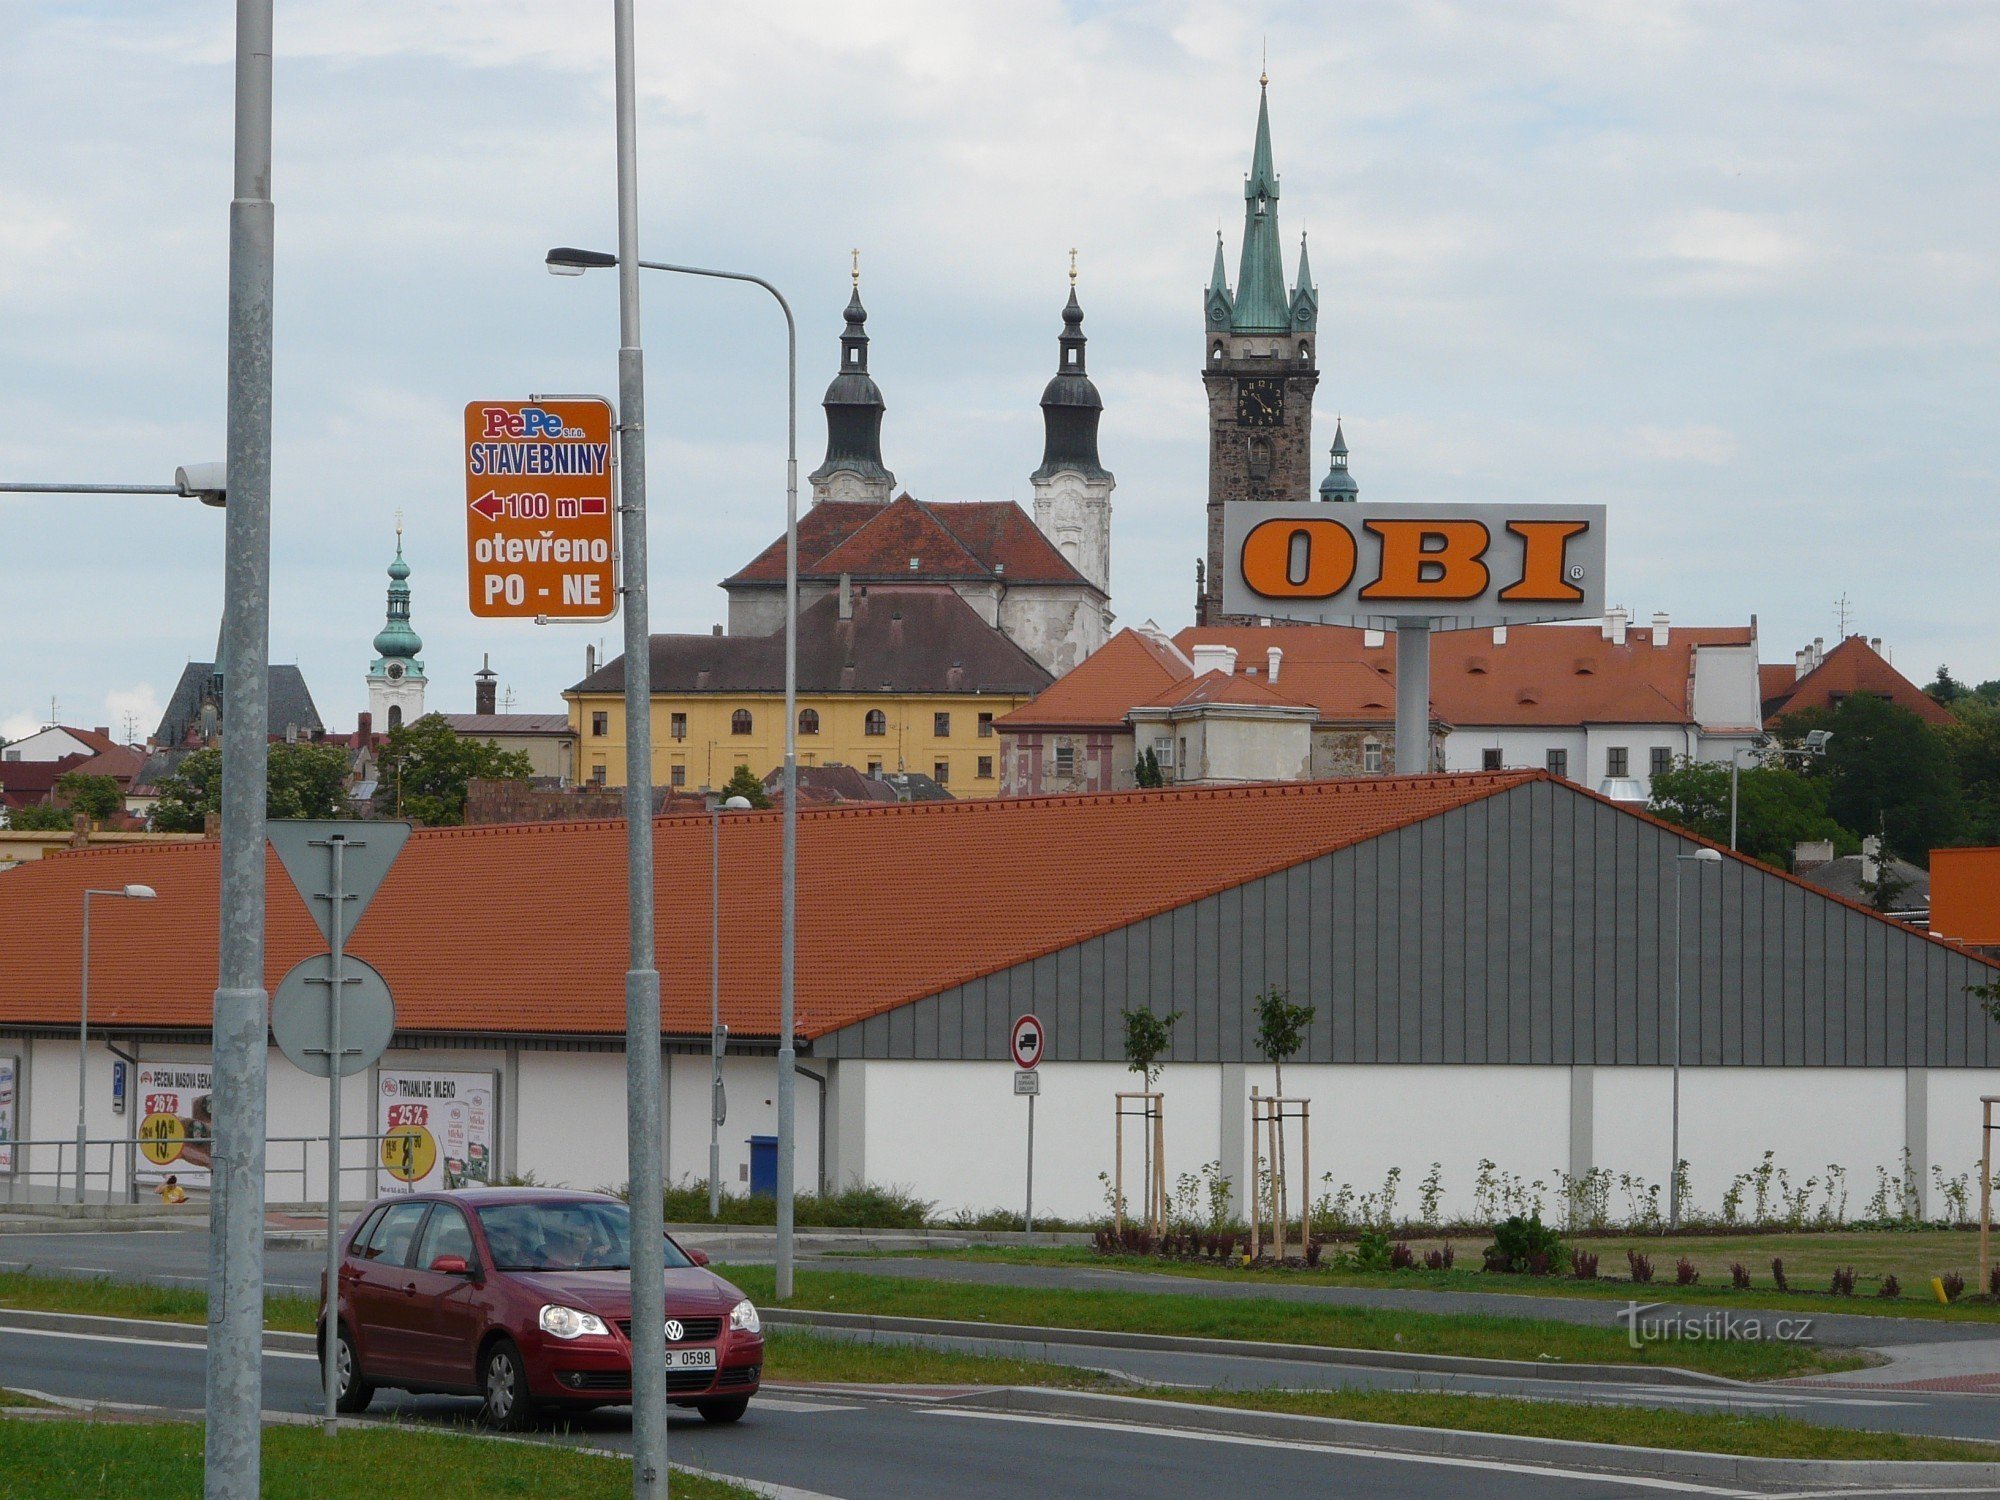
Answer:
[
  {"xmin": 1261, "ymin": 37, "xmax": 1268, "ymax": 87},
  {"xmin": 394, "ymin": 506, "xmax": 403, "ymax": 539},
  {"xmin": 1068, "ymin": 247, "xmax": 1078, "ymax": 286},
  {"xmin": 850, "ymin": 248, "xmax": 860, "ymax": 286}
]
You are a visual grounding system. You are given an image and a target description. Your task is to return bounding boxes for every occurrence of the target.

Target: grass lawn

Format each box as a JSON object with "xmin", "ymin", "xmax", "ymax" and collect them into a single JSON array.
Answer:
[
  {"xmin": 0, "ymin": 1391, "xmax": 51, "ymax": 1408},
  {"xmin": 0, "ymin": 1271, "xmax": 319, "ymax": 1335},
  {"xmin": 871, "ymin": 1231, "xmax": 2000, "ymax": 1321},
  {"xmin": 724, "ymin": 1266, "xmax": 1868, "ymax": 1381},
  {"xmin": 0, "ymin": 1420, "xmax": 757, "ymax": 1498},
  {"xmin": 764, "ymin": 1328, "xmax": 1112, "ymax": 1388}
]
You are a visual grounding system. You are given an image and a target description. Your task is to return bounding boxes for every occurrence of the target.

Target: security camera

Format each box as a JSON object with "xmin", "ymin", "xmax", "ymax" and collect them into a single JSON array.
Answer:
[{"xmin": 174, "ymin": 462, "xmax": 227, "ymax": 507}]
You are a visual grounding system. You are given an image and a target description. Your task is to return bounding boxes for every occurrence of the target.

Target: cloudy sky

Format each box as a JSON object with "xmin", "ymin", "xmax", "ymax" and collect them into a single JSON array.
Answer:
[{"xmin": 4, "ymin": 1, "xmax": 1996, "ymax": 744}]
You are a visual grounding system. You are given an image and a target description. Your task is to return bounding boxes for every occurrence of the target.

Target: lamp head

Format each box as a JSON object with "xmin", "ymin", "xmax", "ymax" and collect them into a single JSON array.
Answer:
[
  {"xmin": 122, "ymin": 884, "xmax": 157, "ymax": 899},
  {"xmin": 1803, "ymin": 730, "xmax": 1832, "ymax": 750},
  {"xmin": 546, "ymin": 246, "xmax": 617, "ymax": 276},
  {"xmin": 1685, "ymin": 848, "xmax": 1723, "ymax": 864},
  {"xmin": 723, "ymin": 796, "xmax": 754, "ymax": 811}
]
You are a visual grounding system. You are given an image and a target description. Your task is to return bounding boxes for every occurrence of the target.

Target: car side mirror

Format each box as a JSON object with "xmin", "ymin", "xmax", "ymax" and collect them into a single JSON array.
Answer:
[
  {"xmin": 689, "ymin": 1249, "xmax": 710, "ymax": 1267},
  {"xmin": 431, "ymin": 1255, "xmax": 471, "ymax": 1276}
]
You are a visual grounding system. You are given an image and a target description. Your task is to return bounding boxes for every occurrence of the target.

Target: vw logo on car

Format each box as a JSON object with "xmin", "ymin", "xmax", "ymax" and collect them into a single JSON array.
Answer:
[{"xmin": 665, "ymin": 1319, "xmax": 686, "ymax": 1343}]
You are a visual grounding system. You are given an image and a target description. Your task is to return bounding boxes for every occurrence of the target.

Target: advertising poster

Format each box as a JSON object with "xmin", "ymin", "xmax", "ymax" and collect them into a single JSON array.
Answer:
[
  {"xmin": 0, "ymin": 1056, "xmax": 18, "ymax": 1174},
  {"xmin": 135, "ymin": 1060, "xmax": 215, "ymax": 1188},
  {"xmin": 376, "ymin": 1069, "xmax": 496, "ymax": 1195}
]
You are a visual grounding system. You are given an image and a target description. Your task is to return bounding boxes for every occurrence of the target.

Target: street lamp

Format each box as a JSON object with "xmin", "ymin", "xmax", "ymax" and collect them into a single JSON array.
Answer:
[
  {"xmin": 78, "ymin": 885, "xmax": 156, "ymax": 1202},
  {"xmin": 0, "ymin": 465, "xmax": 227, "ymax": 506},
  {"xmin": 708, "ymin": 793, "xmax": 753, "ymax": 1218},
  {"xmin": 548, "ymin": 242, "xmax": 803, "ymax": 1298},
  {"xmin": 1670, "ymin": 849, "xmax": 1720, "ymax": 1230},
  {"xmin": 1729, "ymin": 730, "xmax": 1831, "ymax": 851}
]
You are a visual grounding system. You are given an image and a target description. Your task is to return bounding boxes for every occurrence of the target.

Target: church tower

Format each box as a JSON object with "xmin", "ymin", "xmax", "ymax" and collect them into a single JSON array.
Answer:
[
  {"xmin": 1031, "ymin": 254, "xmax": 1114, "ymax": 602},
  {"xmin": 366, "ymin": 520, "xmax": 427, "ymax": 731},
  {"xmin": 1199, "ymin": 77, "xmax": 1320, "ymax": 625},
  {"xmin": 807, "ymin": 254, "xmax": 896, "ymax": 505}
]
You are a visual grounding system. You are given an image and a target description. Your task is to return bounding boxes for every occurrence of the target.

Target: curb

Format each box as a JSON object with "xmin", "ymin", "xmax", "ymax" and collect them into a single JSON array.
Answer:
[
  {"xmin": 760, "ymin": 1307, "xmax": 1743, "ymax": 1388},
  {"xmin": 0, "ymin": 1307, "xmax": 316, "ymax": 1354},
  {"xmin": 953, "ymin": 1385, "xmax": 2000, "ymax": 1490}
]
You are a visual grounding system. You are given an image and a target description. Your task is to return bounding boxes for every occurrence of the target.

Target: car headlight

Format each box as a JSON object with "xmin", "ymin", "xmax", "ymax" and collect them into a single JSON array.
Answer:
[
  {"xmin": 539, "ymin": 1304, "xmax": 611, "ymax": 1340},
  {"xmin": 728, "ymin": 1298, "xmax": 761, "ymax": 1335}
]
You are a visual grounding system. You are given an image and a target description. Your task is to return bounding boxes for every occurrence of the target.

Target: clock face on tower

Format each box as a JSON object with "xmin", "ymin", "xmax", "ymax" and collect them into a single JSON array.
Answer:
[{"xmin": 1235, "ymin": 377, "xmax": 1284, "ymax": 427}]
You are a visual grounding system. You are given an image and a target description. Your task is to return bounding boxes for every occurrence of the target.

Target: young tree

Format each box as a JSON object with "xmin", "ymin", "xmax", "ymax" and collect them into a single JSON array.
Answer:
[
  {"xmin": 1252, "ymin": 985, "xmax": 1315, "ymax": 1096},
  {"xmin": 374, "ymin": 714, "xmax": 533, "ymax": 826},
  {"xmin": 1858, "ymin": 829, "xmax": 1915, "ymax": 915},
  {"xmin": 721, "ymin": 764, "xmax": 772, "ymax": 809},
  {"xmin": 1133, "ymin": 748, "xmax": 1164, "ymax": 789},
  {"xmin": 1120, "ymin": 1005, "xmax": 1182, "ymax": 1090},
  {"xmin": 54, "ymin": 772, "xmax": 124, "ymax": 826}
]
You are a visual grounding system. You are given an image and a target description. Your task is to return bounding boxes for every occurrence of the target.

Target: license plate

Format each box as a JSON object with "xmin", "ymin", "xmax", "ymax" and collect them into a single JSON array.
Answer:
[{"xmin": 668, "ymin": 1348, "xmax": 716, "ymax": 1371}]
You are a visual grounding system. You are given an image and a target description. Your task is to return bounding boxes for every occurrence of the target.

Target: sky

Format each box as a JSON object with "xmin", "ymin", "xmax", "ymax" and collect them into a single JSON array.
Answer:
[{"xmin": 3, "ymin": 1, "xmax": 1997, "ymax": 745}]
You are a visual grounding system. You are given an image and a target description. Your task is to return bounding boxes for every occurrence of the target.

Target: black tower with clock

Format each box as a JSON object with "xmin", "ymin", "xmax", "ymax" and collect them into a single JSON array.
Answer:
[{"xmin": 1198, "ymin": 80, "xmax": 1321, "ymax": 626}]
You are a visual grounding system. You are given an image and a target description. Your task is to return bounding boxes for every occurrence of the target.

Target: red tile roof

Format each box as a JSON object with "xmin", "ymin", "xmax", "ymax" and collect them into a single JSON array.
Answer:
[
  {"xmin": 56, "ymin": 726, "xmax": 122, "ymax": 756},
  {"xmin": 1762, "ymin": 635, "xmax": 1953, "ymax": 728},
  {"xmin": 0, "ymin": 773, "xmax": 1536, "ymax": 1042},
  {"xmin": 0, "ymin": 753, "xmax": 90, "ymax": 808},
  {"xmin": 726, "ymin": 495, "xmax": 1095, "ymax": 591},
  {"xmin": 995, "ymin": 629, "xmax": 1190, "ymax": 730}
]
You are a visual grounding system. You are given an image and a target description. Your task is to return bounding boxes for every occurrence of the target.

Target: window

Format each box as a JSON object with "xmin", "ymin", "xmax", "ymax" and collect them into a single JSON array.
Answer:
[
  {"xmin": 798, "ymin": 708, "xmax": 819, "ymax": 736},
  {"xmin": 1607, "ymin": 747, "xmax": 1629, "ymax": 777},
  {"xmin": 1546, "ymin": 748, "xmax": 1568, "ymax": 779},
  {"xmin": 387, "ymin": 706, "xmax": 402, "ymax": 731},
  {"xmin": 865, "ymin": 709, "xmax": 887, "ymax": 736},
  {"xmin": 1481, "ymin": 748, "xmax": 1504, "ymax": 771},
  {"xmin": 977, "ymin": 755, "xmax": 994, "ymax": 779},
  {"xmin": 867, "ymin": 759, "xmax": 882, "ymax": 777},
  {"xmin": 1650, "ymin": 747, "xmax": 1672, "ymax": 779},
  {"xmin": 589, "ymin": 711, "xmax": 608, "ymax": 737},
  {"xmin": 1178, "ymin": 737, "xmax": 1188, "ymax": 773},
  {"xmin": 933, "ymin": 712, "xmax": 951, "ymax": 737},
  {"xmin": 414, "ymin": 1204, "xmax": 475, "ymax": 1272},
  {"xmin": 1055, "ymin": 743, "xmax": 1076, "ymax": 776},
  {"xmin": 978, "ymin": 712, "xmax": 994, "ymax": 739},
  {"xmin": 361, "ymin": 1201, "xmax": 430, "ymax": 1267},
  {"xmin": 670, "ymin": 764, "xmax": 686, "ymax": 788},
  {"xmin": 346, "ymin": 1205, "xmax": 388, "ymax": 1257},
  {"xmin": 933, "ymin": 760, "xmax": 950, "ymax": 785},
  {"xmin": 731, "ymin": 709, "xmax": 753, "ymax": 736},
  {"xmin": 590, "ymin": 762, "xmax": 607, "ymax": 786},
  {"xmin": 670, "ymin": 712, "xmax": 687, "ymax": 741},
  {"xmin": 1362, "ymin": 738, "xmax": 1382, "ymax": 774}
]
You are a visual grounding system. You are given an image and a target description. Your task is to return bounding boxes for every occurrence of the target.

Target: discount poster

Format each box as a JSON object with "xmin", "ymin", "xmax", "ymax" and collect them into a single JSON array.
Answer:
[
  {"xmin": 376, "ymin": 1069, "xmax": 496, "ymax": 1195},
  {"xmin": 135, "ymin": 1060, "xmax": 215, "ymax": 1188},
  {"xmin": 0, "ymin": 1056, "xmax": 17, "ymax": 1174}
]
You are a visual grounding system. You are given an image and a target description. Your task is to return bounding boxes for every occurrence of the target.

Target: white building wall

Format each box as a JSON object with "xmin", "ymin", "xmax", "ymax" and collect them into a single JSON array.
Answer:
[{"xmin": 1919, "ymin": 1068, "xmax": 2000, "ymax": 1218}]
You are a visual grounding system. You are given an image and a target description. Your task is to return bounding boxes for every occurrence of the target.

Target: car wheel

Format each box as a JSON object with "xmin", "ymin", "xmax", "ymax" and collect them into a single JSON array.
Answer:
[
  {"xmin": 333, "ymin": 1323, "xmax": 374, "ymax": 1413},
  {"xmin": 480, "ymin": 1337, "xmax": 537, "ymax": 1430},
  {"xmin": 696, "ymin": 1396, "xmax": 750, "ymax": 1424}
]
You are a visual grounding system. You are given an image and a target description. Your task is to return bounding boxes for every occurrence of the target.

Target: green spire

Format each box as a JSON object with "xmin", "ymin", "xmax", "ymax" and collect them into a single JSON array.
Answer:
[
  {"xmin": 1204, "ymin": 230, "xmax": 1234, "ymax": 331},
  {"xmin": 1289, "ymin": 230, "xmax": 1317, "ymax": 333},
  {"xmin": 372, "ymin": 523, "xmax": 423, "ymax": 662},
  {"xmin": 1232, "ymin": 78, "xmax": 1291, "ymax": 334}
]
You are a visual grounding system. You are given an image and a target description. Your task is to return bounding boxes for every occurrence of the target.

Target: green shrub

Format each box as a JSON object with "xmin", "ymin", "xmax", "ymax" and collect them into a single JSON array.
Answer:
[
  {"xmin": 1351, "ymin": 1228, "xmax": 1394, "ymax": 1272},
  {"xmin": 1481, "ymin": 1213, "xmax": 1569, "ymax": 1275},
  {"xmin": 658, "ymin": 1178, "xmax": 935, "ymax": 1229}
]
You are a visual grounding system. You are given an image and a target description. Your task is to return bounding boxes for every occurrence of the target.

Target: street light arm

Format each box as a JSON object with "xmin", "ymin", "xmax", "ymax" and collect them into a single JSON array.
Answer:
[{"xmin": 1, "ymin": 483, "xmax": 182, "ymax": 496}]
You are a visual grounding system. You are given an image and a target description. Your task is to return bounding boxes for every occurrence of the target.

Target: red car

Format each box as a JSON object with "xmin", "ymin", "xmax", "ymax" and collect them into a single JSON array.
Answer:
[{"xmin": 320, "ymin": 1186, "xmax": 762, "ymax": 1428}]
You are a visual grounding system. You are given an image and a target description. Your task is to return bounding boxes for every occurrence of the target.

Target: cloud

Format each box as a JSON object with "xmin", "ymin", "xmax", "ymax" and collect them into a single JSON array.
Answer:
[
  {"xmin": 1634, "ymin": 425, "xmax": 1738, "ymax": 465},
  {"xmin": 103, "ymin": 684, "xmax": 165, "ymax": 745}
]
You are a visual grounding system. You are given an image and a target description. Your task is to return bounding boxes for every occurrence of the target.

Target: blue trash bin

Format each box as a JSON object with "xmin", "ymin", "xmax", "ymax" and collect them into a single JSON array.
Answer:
[{"xmin": 748, "ymin": 1134, "xmax": 778, "ymax": 1198}]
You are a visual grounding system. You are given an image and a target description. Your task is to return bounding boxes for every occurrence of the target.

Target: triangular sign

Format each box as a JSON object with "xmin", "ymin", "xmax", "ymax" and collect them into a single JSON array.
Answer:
[{"xmin": 268, "ymin": 820, "xmax": 412, "ymax": 946}]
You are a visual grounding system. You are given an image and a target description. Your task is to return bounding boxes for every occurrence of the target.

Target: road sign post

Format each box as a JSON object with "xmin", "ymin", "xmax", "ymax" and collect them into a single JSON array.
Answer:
[
  {"xmin": 1011, "ymin": 1015, "xmax": 1044, "ymax": 1234},
  {"xmin": 269, "ymin": 820, "xmax": 409, "ymax": 1437},
  {"xmin": 463, "ymin": 398, "xmax": 619, "ymax": 622}
]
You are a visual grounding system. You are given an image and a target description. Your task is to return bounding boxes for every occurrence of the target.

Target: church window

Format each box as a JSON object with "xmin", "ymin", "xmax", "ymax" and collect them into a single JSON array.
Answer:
[
  {"xmin": 933, "ymin": 712, "xmax": 951, "ymax": 737},
  {"xmin": 670, "ymin": 712, "xmax": 687, "ymax": 740},
  {"xmin": 1248, "ymin": 437, "xmax": 1271, "ymax": 479},
  {"xmin": 933, "ymin": 760, "xmax": 950, "ymax": 785},
  {"xmin": 978, "ymin": 712, "xmax": 994, "ymax": 738},
  {"xmin": 731, "ymin": 709, "xmax": 753, "ymax": 736},
  {"xmin": 865, "ymin": 709, "xmax": 887, "ymax": 736},
  {"xmin": 1363, "ymin": 738, "xmax": 1382, "ymax": 774},
  {"xmin": 848, "ymin": 348, "xmax": 859, "ymax": 365},
  {"xmin": 1066, "ymin": 349, "xmax": 1077, "ymax": 366},
  {"xmin": 977, "ymin": 755, "xmax": 994, "ymax": 779},
  {"xmin": 591, "ymin": 711, "xmax": 608, "ymax": 737},
  {"xmin": 1211, "ymin": 345, "xmax": 1224, "ymax": 362},
  {"xmin": 1055, "ymin": 743, "xmax": 1076, "ymax": 776},
  {"xmin": 388, "ymin": 706, "xmax": 402, "ymax": 731},
  {"xmin": 798, "ymin": 708, "xmax": 820, "ymax": 736}
]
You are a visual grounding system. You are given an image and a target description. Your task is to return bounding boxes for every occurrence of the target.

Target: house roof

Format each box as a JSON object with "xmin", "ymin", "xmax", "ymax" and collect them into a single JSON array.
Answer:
[
  {"xmin": 438, "ymin": 714, "xmax": 572, "ymax": 738},
  {"xmin": 995, "ymin": 629, "xmax": 1191, "ymax": 730},
  {"xmin": 0, "ymin": 753, "xmax": 90, "ymax": 808},
  {"xmin": 568, "ymin": 587, "xmax": 1053, "ymax": 699},
  {"xmin": 154, "ymin": 661, "xmax": 324, "ymax": 748},
  {"xmin": 1762, "ymin": 635, "xmax": 1953, "ymax": 728},
  {"xmin": 0, "ymin": 772, "xmax": 1539, "ymax": 1041},
  {"xmin": 759, "ymin": 763, "xmax": 899, "ymax": 806},
  {"xmin": 1176, "ymin": 622, "xmax": 1755, "ymax": 728},
  {"xmin": 1796, "ymin": 854, "xmax": 1930, "ymax": 912},
  {"xmin": 67, "ymin": 746, "xmax": 146, "ymax": 785},
  {"xmin": 725, "ymin": 495, "xmax": 1097, "ymax": 593}
]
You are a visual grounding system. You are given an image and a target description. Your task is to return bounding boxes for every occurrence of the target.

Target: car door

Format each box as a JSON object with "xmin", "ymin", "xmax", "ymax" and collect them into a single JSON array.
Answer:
[
  {"xmin": 347, "ymin": 1200, "xmax": 432, "ymax": 1379},
  {"xmin": 403, "ymin": 1202, "xmax": 483, "ymax": 1388}
]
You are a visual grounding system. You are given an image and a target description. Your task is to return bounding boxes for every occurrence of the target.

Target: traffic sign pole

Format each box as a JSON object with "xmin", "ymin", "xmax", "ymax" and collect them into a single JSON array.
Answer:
[
  {"xmin": 314, "ymin": 833, "xmax": 356, "ymax": 1437},
  {"xmin": 1025, "ymin": 1090, "xmax": 1035, "ymax": 1235},
  {"xmin": 1010, "ymin": 1015, "xmax": 1045, "ymax": 1235}
]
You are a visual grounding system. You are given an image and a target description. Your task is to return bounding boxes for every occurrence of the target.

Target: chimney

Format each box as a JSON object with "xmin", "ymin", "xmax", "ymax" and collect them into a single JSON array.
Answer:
[
  {"xmin": 1792, "ymin": 840, "xmax": 1834, "ymax": 873},
  {"xmin": 586, "ymin": 644, "xmax": 598, "ymax": 677},
  {"xmin": 712, "ymin": 623, "xmax": 723, "ymax": 636},
  {"xmin": 1603, "ymin": 607, "xmax": 1628, "ymax": 646},
  {"xmin": 1860, "ymin": 834, "xmax": 1882, "ymax": 887},
  {"xmin": 356, "ymin": 711, "xmax": 372, "ymax": 744},
  {"xmin": 475, "ymin": 652, "xmax": 498, "ymax": 715},
  {"xmin": 1190, "ymin": 644, "xmax": 1237, "ymax": 678},
  {"xmin": 94, "ymin": 725, "xmax": 110, "ymax": 740},
  {"xmin": 1794, "ymin": 646, "xmax": 1813, "ymax": 681},
  {"xmin": 1266, "ymin": 646, "xmax": 1282, "ymax": 684},
  {"xmin": 1651, "ymin": 611, "xmax": 1670, "ymax": 647},
  {"xmin": 839, "ymin": 572, "xmax": 853, "ymax": 621},
  {"xmin": 1491, "ymin": 625, "xmax": 1508, "ymax": 646}
]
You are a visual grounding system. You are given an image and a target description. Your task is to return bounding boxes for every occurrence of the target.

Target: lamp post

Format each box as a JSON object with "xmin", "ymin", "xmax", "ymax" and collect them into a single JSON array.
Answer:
[
  {"xmin": 1670, "ymin": 849, "xmax": 1721, "ymax": 1230},
  {"xmin": 1729, "ymin": 730, "xmax": 1831, "ymax": 851},
  {"xmin": 547, "ymin": 243, "xmax": 801, "ymax": 1298},
  {"xmin": 707, "ymin": 793, "xmax": 752, "ymax": 1218},
  {"xmin": 78, "ymin": 885, "xmax": 156, "ymax": 1202}
]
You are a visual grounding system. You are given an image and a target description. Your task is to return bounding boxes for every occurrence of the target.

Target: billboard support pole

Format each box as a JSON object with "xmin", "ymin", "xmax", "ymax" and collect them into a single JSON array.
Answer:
[{"xmin": 1394, "ymin": 621, "xmax": 1431, "ymax": 775}]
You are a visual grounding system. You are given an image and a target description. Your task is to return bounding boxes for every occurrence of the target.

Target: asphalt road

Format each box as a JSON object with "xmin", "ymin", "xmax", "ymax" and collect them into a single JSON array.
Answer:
[{"xmin": 0, "ymin": 1322, "xmax": 1960, "ymax": 1500}]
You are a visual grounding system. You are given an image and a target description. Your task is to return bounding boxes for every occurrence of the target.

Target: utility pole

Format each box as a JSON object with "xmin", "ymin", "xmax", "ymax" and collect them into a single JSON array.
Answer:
[{"xmin": 206, "ymin": 2, "xmax": 275, "ymax": 1495}]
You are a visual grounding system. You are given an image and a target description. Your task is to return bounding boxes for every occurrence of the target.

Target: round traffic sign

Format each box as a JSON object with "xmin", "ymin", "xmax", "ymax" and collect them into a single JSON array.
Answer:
[
  {"xmin": 272, "ymin": 953, "xmax": 396, "ymax": 1078},
  {"xmin": 1010, "ymin": 1013, "xmax": 1045, "ymax": 1071}
]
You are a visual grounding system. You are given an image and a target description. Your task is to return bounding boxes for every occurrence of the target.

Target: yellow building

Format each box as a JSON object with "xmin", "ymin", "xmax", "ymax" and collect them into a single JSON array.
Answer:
[{"xmin": 564, "ymin": 586, "xmax": 1051, "ymax": 797}]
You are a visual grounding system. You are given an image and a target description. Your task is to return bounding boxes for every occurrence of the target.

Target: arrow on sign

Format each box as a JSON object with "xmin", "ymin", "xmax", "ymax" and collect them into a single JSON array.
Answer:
[{"xmin": 469, "ymin": 491, "xmax": 505, "ymax": 521}]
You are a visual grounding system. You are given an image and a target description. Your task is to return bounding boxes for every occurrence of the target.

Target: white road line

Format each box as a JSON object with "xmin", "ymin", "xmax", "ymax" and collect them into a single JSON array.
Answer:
[
  {"xmin": 744, "ymin": 1397, "xmax": 864, "ymax": 1414},
  {"xmin": 672, "ymin": 1461, "xmax": 849, "ymax": 1500},
  {"xmin": 0, "ymin": 1325, "xmax": 317, "ymax": 1360},
  {"xmin": 924, "ymin": 1409, "xmax": 1768, "ymax": 1495}
]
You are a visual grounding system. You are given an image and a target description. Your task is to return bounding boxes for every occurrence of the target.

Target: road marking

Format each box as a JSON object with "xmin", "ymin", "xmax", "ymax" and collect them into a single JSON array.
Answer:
[
  {"xmin": 0, "ymin": 1325, "xmax": 317, "ymax": 1360},
  {"xmin": 925, "ymin": 1410, "xmax": 1770, "ymax": 1495},
  {"xmin": 742, "ymin": 1397, "xmax": 863, "ymax": 1414}
]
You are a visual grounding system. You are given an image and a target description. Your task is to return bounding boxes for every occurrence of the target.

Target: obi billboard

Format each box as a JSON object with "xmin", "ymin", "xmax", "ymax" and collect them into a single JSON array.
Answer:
[
  {"xmin": 1220, "ymin": 502, "xmax": 1607, "ymax": 630},
  {"xmin": 464, "ymin": 398, "xmax": 618, "ymax": 622}
]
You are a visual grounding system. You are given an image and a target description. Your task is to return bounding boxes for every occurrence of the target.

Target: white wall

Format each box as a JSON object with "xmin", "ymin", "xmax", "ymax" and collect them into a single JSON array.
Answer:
[{"xmin": 1919, "ymin": 1068, "xmax": 2000, "ymax": 1218}]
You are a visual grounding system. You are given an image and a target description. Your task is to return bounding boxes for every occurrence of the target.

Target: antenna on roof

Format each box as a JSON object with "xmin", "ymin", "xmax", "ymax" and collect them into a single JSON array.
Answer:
[{"xmin": 1834, "ymin": 591, "xmax": 1853, "ymax": 637}]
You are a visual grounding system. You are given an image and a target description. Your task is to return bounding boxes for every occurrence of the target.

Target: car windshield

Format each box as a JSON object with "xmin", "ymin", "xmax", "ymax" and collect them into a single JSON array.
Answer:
[{"xmin": 474, "ymin": 1200, "xmax": 693, "ymax": 1273}]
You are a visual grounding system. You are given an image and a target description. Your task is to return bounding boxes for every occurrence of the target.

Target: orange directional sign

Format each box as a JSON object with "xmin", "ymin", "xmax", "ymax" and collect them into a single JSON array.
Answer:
[{"xmin": 464, "ymin": 398, "xmax": 618, "ymax": 621}]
